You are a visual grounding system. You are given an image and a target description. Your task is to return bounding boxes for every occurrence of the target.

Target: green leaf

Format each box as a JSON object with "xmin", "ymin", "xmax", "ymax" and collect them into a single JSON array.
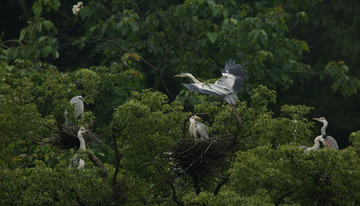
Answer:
[{"xmin": 206, "ymin": 32, "xmax": 218, "ymax": 44}]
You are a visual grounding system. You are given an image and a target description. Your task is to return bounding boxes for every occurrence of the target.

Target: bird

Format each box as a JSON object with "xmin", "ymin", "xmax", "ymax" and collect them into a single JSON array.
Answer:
[
  {"xmin": 299, "ymin": 135, "xmax": 330, "ymax": 154},
  {"xmin": 313, "ymin": 117, "xmax": 339, "ymax": 150},
  {"xmin": 65, "ymin": 96, "xmax": 84, "ymax": 126},
  {"xmin": 69, "ymin": 127, "xmax": 88, "ymax": 170},
  {"xmin": 189, "ymin": 115, "xmax": 210, "ymax": 139},
  {"xmin": 174, "ymin": 60, "xmax": 245, "ymax": 123}
]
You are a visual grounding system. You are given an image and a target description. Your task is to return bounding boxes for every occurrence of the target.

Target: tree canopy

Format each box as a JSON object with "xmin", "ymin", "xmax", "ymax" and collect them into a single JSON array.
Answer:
[{"xmin": 1, "ymin": 0, "xmax": 360, "ymax": 205}]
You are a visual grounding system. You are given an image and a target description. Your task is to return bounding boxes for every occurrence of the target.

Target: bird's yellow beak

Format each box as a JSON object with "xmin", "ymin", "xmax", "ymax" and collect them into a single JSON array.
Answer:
[
  {"xmin": 174, "ymin": 74, "xmax": 181, "ymax": 77},
  {"xmin": 312, "ymin": 118, "xmax": 320, "ymax": 121},
  {"xmin": 193, "ymin": 115, "xmax": 201, "ymax": 119},
  {"xmin": 324, "ymin": 140, "xmax": 331, "ymax": 148}
]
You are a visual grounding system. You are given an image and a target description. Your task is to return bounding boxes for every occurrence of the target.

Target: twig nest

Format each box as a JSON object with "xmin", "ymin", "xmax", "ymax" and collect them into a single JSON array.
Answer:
[
  {"xmin": 41, "ymin": 124, "xmax": 101, "ymax": 149},
  {"xmin": 172, "ymin": 137, "xmax": 234, "ymax": 182}
]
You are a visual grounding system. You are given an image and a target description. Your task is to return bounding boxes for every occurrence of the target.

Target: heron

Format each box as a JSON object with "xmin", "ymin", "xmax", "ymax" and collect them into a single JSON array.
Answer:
[
  {"xmin": 69, "ymin": 127, "xmax": 88, "ymax": 170},
  {"xmin": 65, "ymin": 96, "xmax": 84, "ymax": 126},
  {"xmin": 174, "ymin": 60, "xmax": 245, "ymax": 124},
  {"xmin": 189, "ymin": 115, "xmax": 210, "ymax": 139},
  {"xmin": 313, "ymin": 117, "xmax": 339, "ymax": 150},
  {"xmin": 299, "ymin": 135, "xmax": 330, "ymax": 154}
]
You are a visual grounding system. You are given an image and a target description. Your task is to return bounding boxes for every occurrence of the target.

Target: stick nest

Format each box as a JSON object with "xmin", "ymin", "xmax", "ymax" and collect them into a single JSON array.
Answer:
[
  {"xmin": 172, "ymin": 137, "xmax": 235, "ymax": 186},
  {"xmin": 39, "ymin": 124, "xmax": 101, "ymax": 149}
]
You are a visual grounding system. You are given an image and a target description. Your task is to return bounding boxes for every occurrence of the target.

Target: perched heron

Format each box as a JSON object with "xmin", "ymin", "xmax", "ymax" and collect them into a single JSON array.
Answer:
[
  {"xmin": 300, "ymin": 135, "xmax": 330, "ymax": 154},
  {"xmin": 69, "ymin": 127, "xmax": 88, "ymax": 170},
  {"xmin": 313, "ymin": 117, "xmax": 339, "ymax": 150},
  {"xmin": 65, "ymin": 96, "xmax": 84, "ymax": 126},
  {"xmin": 174, "ymin": 60, "xmax": 245, "ymax": 123},
  {"xmin": 189, "ymin": 115, "xmax": 209, "ymax": 139}
]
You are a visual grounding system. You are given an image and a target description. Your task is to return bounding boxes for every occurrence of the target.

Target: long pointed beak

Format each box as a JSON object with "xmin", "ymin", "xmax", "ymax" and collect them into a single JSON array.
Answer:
[
  {"xmin": 193, "ymin": 115, "xmax": 201, "ymax": 119},
  {"xmin": 313, "ymin": 118, "xmax": 320, "ymax": 121},
  {"xmin": 324, "ymin": 140, "xmax": 331, "ymax": 148},
  {"xmin": 174, "ymin": 74, "xmax": 181, "ymax": 77}
]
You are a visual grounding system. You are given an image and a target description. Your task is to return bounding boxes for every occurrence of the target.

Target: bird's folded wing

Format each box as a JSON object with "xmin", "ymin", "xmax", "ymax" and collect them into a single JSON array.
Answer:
[
  {"xmin": 326, "ymin": 136, "xmax": 339, "ymax": 150},
  {"xmin": 196, "ymin": 122, "xmax": 209, "ymax": 139},
  {"xmin": 182, "ymin": 83, "xmax": 231, "ymax": 97}
]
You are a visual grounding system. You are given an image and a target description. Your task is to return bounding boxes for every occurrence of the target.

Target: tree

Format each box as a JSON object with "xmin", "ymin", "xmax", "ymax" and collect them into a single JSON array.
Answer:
[{"xmin": 1, "ymin": 0, "xmax": 360, "ymax": 205}]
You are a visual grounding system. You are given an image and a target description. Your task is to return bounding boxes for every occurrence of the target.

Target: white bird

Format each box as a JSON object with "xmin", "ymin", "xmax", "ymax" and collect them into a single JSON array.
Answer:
[
  {"xmin": 300, "ymin": 135, "xmax": 330, "ymax": 154},
  {"xmin": 65, "ymin": 96, "xmax": 84, "ymax": 126},
  {"xmin": 69, "ymin": 127, "xmax": 88, "ymax": 170},
  {"xmin": 189, "ymin": 115, "xmax": 209, "ymax": 139},
  {"xmin": 313, "ymin": 117, "xmax": 339, "ymax": 150},
  {"xmin": 174, "ymin": 60, "xmax": 245, "ymax": 123}
]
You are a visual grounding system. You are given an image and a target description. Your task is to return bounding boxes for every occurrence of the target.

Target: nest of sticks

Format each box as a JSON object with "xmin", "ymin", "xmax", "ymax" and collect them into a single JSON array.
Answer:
[
  {"xmin": 38, "ymin": 122, "xmax": 101, "ymax": 150},
  {"xmin": 172, "ymin": 137, "xmax": 236, "ymax": 190}
]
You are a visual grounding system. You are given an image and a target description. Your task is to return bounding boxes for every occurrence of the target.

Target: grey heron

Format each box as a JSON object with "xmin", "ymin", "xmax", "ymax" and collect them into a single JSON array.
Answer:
[
  {"xmin": 174, "ymin": 60, "xmax": 245, "ymax": 124},
  {"xmin": 313, "ymin": 117, "xmax": 339, "ymax": 150},
  {"xmin": 65, "ymin": 96, "xmax": 84, "ymax": 126},
  {"xmin": 300, "ymin": 135, "xmax": 330, "ymax": 154},
  {"xmin": 189, "ymin": 115, "xmax": 210, "ymax": 139},
  {"xmin": 69, "ymin": 127, "xmax": 88, "ymax": 170}
]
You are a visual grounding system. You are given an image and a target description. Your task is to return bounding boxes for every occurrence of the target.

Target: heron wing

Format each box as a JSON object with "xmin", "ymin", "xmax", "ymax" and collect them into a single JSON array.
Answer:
[
  {"xmin": 182, "ymin": 83, "xmax": 231, "ymax": 97},
  {"xmin": 216, "ymin": 60, "xmax": 245, "ymax": 93},
  {"xmin": 196, "ymin": 122, "xmax": 209, "ymax": 139},
  {"xmin": 70, "ymin": 97, "xmax": 84, "ymax": 119},
  {"xmin": 325, "ymin": 136, "xmax": 339, "ymax": 150}
]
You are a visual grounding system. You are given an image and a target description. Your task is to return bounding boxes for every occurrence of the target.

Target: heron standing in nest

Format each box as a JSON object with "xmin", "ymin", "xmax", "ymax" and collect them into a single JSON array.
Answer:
[
  {"xmin": 69, "ymin": 127, "xmax": 88, "ymax": 170},
  {"xmin": 189, "ymin": 115, "xmax": 209, "ymax": 139}
]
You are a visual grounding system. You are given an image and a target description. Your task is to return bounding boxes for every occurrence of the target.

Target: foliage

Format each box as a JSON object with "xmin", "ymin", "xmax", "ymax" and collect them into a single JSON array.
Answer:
[{"xmin": 1, "ymin": 0, "xmax": 360, "ymax": 205}]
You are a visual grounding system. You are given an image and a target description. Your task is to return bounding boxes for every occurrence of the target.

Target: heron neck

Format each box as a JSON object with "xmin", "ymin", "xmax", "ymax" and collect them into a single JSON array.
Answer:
[
  {"xmin": 310, "ymin": 138, "xmax": 321, "ymax": 150},
  {"xmin": 321, "ymin": 121, "xmax": 328, "ymax": 135},
  {"xmin": 186, "ymin": 74, "xmax": 202, "ymax": 84},
  {"xmin": 78, "ymin": 134, "xmax": 86, "ymax": 150}
]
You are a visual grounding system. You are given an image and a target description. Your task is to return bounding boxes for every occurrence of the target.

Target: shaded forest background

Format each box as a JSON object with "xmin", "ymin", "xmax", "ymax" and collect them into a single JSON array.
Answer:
[{"xmin": 1, "ymin": 0, "xmax": 360, "ymax": 205}]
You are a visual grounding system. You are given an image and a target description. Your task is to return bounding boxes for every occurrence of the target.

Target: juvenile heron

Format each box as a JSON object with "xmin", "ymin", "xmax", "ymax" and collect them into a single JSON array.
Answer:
[
  {"xmin": 313, "ymin": 117, "xmax": 339, "ymax": 150},
  {"xmin": 300, "ymin": 135, "xmax": 330, "ymax": 154},
  {"xmin": 189, "ymin": 115, "xmax": 209, "ymax": 139},
  {"xmin": 65, "ymin": 96, "xmax": 84, "ymax": 126},
  {"xmin": 174, "ymin": 60, "xmax": 245, "ymax": 123},
  {"xmin": 69, "ymin": 127, "xmax": 88, "ymax": 170}
]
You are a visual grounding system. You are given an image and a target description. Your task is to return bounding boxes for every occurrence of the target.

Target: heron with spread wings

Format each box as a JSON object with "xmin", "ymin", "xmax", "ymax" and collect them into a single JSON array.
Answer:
[{"xmin": 174, "ymin": 60, "xmax": 245, "ymax": 123}]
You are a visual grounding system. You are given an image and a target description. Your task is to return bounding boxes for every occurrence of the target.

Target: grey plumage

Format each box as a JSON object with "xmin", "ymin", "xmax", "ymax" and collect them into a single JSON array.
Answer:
[
  {"xmin": 65, "ymin": 96, "xmax": 84, "ymax": 125},
  {"xmin": 189, "ymin": 115, "xmax": 210, "ymax": 139},
  {"xmin": 175, "ymin": 60, "xmax": 245, "ymax": 105},
  {"xmin": 300, "ymin": 135, "xmax": 328, "ymax": 154},
  {"xmin": 313, "ymin": 117, "xmax": 339, "ymax": 150},
  {"xmin": 69, "ymin": 127, "xmax": 88, "ymax": 170}
]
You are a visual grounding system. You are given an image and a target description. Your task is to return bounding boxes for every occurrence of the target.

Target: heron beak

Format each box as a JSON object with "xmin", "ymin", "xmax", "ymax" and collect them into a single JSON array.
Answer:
[
  {"xmin": 324, "ymin": 140, "xmax": 331, "ymax": 148},
  {"xmin": 312, "ymin": 118, "xmax": 320, "ymax": 122},
  {"xmin": 174, "ymin": 74, "xmax": 181, "ymax": 77},
  {"xmin": 193, "ymin": 115, "xmax": 201, "ymax": 119}
]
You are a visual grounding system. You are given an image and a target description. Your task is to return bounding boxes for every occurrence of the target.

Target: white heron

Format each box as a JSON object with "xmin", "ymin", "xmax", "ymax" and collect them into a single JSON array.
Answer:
[
  {"xmin": 299, "ymin": 135, "xmax": 330, "ymax": 154},
  {"xmin": 174, "ymin": 60, "xmax": 245, "ymax": 123},
  {"xmin": 189, "ymin": 115, "xmax": 209, "ymax": 139},
  {"xmin": 69, "ymin": 127, "xmax": 88, "ymax": 170},
  {"xmin": 313, "ymin": 117, "xmax": 339, "ymax": 150},
  {"xmin": 65, "ymin": 96, "xmax": 84, "ymax": 126}
]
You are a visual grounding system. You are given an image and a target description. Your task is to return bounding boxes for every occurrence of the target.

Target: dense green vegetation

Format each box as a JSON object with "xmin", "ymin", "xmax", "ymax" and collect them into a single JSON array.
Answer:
[{"xmin": 1, "ymin": 0, "xmax": 359, "ymax": 205}]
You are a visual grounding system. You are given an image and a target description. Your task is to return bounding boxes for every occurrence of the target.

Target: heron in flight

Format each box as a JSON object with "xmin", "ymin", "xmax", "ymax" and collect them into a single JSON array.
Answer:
[
  {"xmin": 300, "ymin": 135, "xmax": 330, "ymax": 154},
  {"xmin": 65, "ymin": 96, "xmax": 84, "ymax": 126},
  {"xmin": 189, "ymin": 115, "xmax": 209, "ymax": 139},
  {"xmin": 313, "ymin": 117, "xmax": 339, "ymax": 150},
  {"xmin": 69, "ymin": 127, "xmax": 88, "ymax": 170},
  {"xmin": 174, "ymin": 60, "xmax": 245, "ymax": 124}
]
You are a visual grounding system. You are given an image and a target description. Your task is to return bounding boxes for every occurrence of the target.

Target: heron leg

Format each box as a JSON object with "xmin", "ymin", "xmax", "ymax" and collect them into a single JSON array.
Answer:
[{"xmin": 229, "ymin": 104, "xmax": 242, "ymax": 125}]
